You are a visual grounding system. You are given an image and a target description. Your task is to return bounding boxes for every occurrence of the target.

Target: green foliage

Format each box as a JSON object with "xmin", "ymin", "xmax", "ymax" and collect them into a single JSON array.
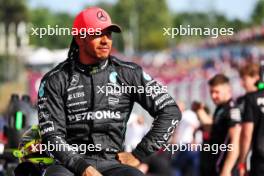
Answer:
[
  {"xmin": 29, "ymin": 8, "xmax": 73, "ymax": 49},
  {"xmin": 0, "ymin": 0, "xmax": 28, "ymax": 24},
  {"xmin": 114, "ymin": 0, "xmax": 172, "ymax": 51},
  {"xmin": 252, "ymin": 0, "xmax": 264, "ymax": 25},
  {"xmin": 172, "ymin": 12, "xmax": 248, "ymax": 42},
  {"xmin": 1, "ymin": 0, "xmax": 253, "ymax": 50}
]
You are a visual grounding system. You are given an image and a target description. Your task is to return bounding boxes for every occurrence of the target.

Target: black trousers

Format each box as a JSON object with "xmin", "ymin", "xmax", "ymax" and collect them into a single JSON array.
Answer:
[
  {"xmin": 44, "ymin": 164, "xmax": 144, "ymax": 176},
  {"xmin": 250, "ymin": 160, "xmax": 264, "ymax": 176}
]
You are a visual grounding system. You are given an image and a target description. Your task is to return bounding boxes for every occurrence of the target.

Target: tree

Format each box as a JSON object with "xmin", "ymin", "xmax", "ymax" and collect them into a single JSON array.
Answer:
[
  {"xmin": 0, "ymin": 0, "xmax": 28, "ymax": 24},
  {"xmin": 114, "ymin": 0, "xmax": 172, "ymax": 52},
  {"xmin": 29, "ymin": 8, "xmax": 74, "ymax": 49},
  {"xmin": 252, "ymin": 0, "xmax": 264, "ymax": 25},
  {"xmin": 0, "ymin": 0, "xmax": 28, "ymax": 54},
  {"xmin": 172, "ymin": 12, "xmax": 247, "ymax": 42}
]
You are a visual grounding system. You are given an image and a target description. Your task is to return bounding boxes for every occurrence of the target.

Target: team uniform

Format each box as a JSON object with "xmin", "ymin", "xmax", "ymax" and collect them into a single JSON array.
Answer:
[
  {"xmin": 37, "ymin": 55, "xmax": 181, "ymax": 176},
  {"xmin": 208, "ymin": 99, "xmax": 241, "ymax": 176},
  {"xmin": 244, "ymin": 91, "xmax": 264, "ymax": 176},
  {"xmin": 236, "ymin": 94, "xmax": 254, "ymax": 122}
]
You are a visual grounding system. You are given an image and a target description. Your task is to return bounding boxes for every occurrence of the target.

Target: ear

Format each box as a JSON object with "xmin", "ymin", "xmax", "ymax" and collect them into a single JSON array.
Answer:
[{"xmin": 74, "ymin": 35, "xmax": 83, "ymax": 47}]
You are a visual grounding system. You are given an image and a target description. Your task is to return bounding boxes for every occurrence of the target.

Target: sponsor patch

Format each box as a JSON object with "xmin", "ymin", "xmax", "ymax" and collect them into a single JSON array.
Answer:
[
  {"xmin": 143, "ymin": 71, "xmax": 152, "ymax": 81},
  {"xmin": 38, "ymin": 81, "xmax": 46, "ymax": 97},
  {"xmin": 68, "ymin": 111, "xmax": 121, "ymax": 122},
  {"xmin": 109, "ymin": 72, "xmax": 118, "ymax": 84}
]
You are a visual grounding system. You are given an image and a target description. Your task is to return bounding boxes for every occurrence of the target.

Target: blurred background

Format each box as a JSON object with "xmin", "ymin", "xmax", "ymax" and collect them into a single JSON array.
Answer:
[{"xmin": 0, "ymin": 0, "xmax": 263, "ymax": 175}]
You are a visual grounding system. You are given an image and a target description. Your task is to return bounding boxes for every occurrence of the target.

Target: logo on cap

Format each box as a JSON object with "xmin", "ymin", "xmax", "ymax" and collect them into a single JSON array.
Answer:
[{"xmin": 97, "ymin": 10, "xmax": 107, "ymax": 21}]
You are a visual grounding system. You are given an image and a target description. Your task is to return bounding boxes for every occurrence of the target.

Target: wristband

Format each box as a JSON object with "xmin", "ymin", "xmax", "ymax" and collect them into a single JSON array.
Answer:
[{"xmin": 238, "ymin": 163, "xmax": 246, "ymax": 170}]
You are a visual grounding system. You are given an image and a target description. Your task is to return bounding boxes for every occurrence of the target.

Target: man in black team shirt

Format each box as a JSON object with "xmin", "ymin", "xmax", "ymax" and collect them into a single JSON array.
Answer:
[
  {"xmin": 236, "ymin": 63, "xmax": 259, "ymax": 176},
  {"xmin": 37, "ymin": 6, "xmax": 181, "ymax": 176},
  {"xmin": 195, "ymin": 74, "xmax": 241, "ymax": 176},
  {"xmin": 242, "ymin": 90, "xmax": 264, "ymax": 176},
  {"xmin": 238, "ymin": 62, "xmax": 264, "ymax": 176}
]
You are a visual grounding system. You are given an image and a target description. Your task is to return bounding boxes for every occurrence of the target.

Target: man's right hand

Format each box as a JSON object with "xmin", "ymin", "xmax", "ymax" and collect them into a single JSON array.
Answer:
[
  {"xmin": 191, "ymin": 101, "xmax": 203, "ymax": 112},
  {"xmin": 82, "ymin": 166, "xmax": 102, "ymax": 176}
]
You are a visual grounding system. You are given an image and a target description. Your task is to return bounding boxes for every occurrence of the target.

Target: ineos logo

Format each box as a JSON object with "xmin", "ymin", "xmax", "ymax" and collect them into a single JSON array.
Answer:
[{"xmin": 97, "ymin": 10, "xmax": 107, "ymax": 21}]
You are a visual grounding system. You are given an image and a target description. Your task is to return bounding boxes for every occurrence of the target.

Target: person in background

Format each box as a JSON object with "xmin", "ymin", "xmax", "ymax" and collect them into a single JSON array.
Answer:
[
  {"xmin": 236, "ymin": 63, "xmax": 259, "ymax": 176},
  {"xmin": 194, "ymin": 74, "xmax": 241, "ymax": 176},
  {"xmin": 124, "ymin": 114, "xmax": 149, "ymax": 152},
  {"xmin": 171, "ymin": 101, "xmax": 201, "ymax": 176}
]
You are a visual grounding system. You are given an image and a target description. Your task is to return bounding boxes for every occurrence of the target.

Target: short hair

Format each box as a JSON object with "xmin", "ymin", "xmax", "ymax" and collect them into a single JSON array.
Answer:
[
  {"xmin": 239, "ymin": 63, "xmax": 259, "ymax": 78},
  {"xmin": 208, "ymin": 74, "xmax": 229, "ymax": 87}
]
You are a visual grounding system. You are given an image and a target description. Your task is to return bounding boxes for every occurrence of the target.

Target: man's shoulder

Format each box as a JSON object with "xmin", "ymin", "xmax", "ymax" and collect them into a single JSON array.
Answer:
[
  {"xmin": 236, "ymin": 94, "xmax": 246, "ymax": 104},
  {"xmin": 251, "ymin": 90, "xmax": 264, "ymax": 97},
  {"xmin": 110, "ymin": 55, "xmax": 141, "ymax": 70},
  {"xmin": 245, "ymin": 90, "xmax": 264, "ymax": 103},
  {"xmin": 41, "ymin": 59, "xmax": 71, "ymax": 82}
]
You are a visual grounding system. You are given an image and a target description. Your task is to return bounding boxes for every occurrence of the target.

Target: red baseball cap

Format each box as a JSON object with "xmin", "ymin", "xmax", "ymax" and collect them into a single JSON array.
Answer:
[{"xmin": 73, "ymin": 6, "xmax": 121, "ymax": 35}]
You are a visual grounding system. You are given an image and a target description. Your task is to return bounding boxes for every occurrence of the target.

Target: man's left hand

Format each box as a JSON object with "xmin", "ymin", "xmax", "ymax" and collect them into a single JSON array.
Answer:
[{"xmin": 117, "ymin": 152, "xmax": 140, "ymax": 167}]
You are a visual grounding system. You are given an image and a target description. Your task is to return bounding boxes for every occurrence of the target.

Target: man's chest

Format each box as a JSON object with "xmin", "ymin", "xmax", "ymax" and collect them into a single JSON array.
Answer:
[{"xmin": 64, "ymin": 71, "xmax": 133, "ymax": 123}]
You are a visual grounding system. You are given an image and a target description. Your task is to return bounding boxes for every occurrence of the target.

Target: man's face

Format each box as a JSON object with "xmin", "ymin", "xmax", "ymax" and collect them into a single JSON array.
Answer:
[
  {"xmin": 210, "ymin": 84, "xmax": 231, "ymax": 105},
  {"xmin": 78, "ymin": 30, "xmax": 112, "ymax": 61},
  {"xmin": 241, "ymin": 75, "xmax": 259, "ymax": 92}
]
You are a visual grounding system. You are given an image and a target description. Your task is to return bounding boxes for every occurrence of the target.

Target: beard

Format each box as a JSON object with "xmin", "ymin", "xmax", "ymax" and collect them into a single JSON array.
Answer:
[{"xmin": 98, "ymin": 55, "xmax": 109, "ymax": 60}]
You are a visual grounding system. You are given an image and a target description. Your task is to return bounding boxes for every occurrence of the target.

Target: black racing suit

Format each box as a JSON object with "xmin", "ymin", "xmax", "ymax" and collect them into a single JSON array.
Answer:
[
  {"xmin": 244, "ymin": 91, "xmax": 264, "ymax": 176},
  {"xmin": 37, "ymin": 55, "xmax": 182, "ymax": 175}
]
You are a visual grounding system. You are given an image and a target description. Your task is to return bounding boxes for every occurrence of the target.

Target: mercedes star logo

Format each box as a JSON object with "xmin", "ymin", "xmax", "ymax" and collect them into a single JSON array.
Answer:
[{"xmin": 97, "ymin": 10, "xmax": 107, "ymax": 21}]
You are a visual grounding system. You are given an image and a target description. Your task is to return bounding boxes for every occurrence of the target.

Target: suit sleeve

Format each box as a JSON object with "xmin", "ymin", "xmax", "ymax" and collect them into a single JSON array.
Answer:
[
  {"xmin": 131, "ymin": 67, "xmax": 182, "ymax": 160},
  {"xmin": 228, "ymin": 106, "xmax": 242, "ymax": 127},
  {"xmin": 37, "ymin": 75, "xmax": 90, "ymax": 175}
]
